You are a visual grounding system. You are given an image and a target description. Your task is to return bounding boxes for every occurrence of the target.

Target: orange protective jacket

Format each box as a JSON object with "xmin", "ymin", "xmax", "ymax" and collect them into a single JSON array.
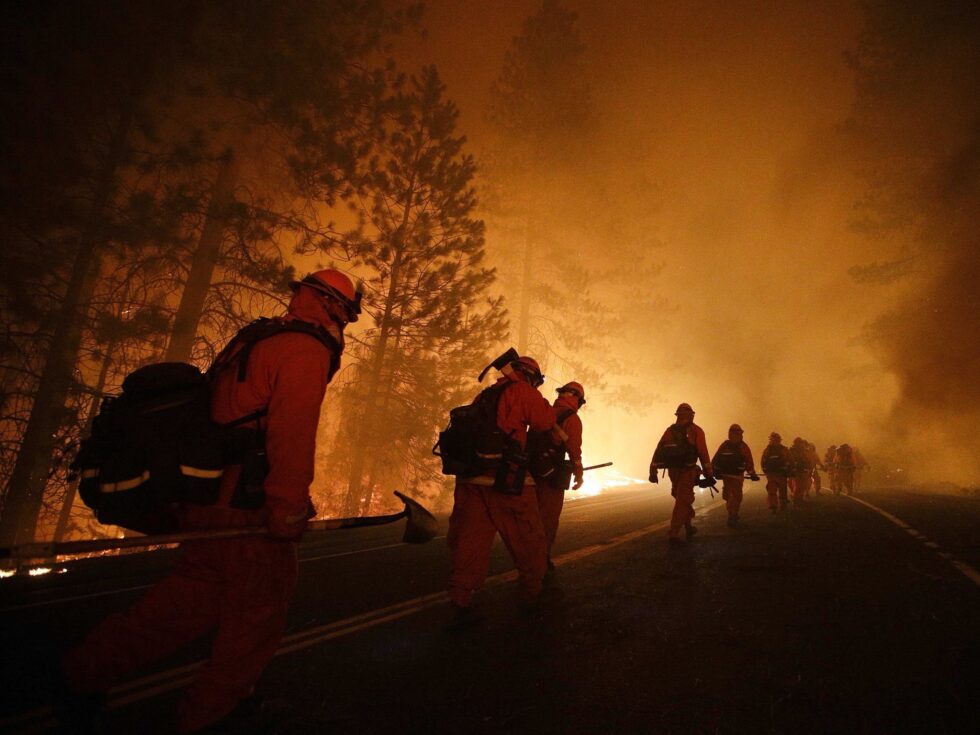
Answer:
[
  {"xmin": 711, "ymin": 439, "xmax": 755, "ymax": 475},
  {"xmin": 656, "ymin": 422, "xmax": 712, "ymax": 475},
  {"xmin": 185, "ymin": 287, "xmax": 342, "ymax": 538},
  {"xmin": 761, "ymin": 443, "xmax": 791, "ymax": 475},
  {"xmin": 554, "ymin": 393, "xmax": 583, "ymax": 474},
  {"xmin": 462, "ymin": 371, "xmax": 555, "ymax": 485}
]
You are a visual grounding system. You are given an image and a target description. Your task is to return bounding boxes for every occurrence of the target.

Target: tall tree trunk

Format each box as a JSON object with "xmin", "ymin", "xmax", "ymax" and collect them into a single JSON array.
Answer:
[
  {"xmin": 164, "ymin": 149, "xmax": 237, "ymax": 363},
  {"xmin": 357, "ymin": 323, "xmax": 404, "ymax": 515},
  {"xmin": 52, "ymin": 341, "xmax": 115, "ymax": 543},
  {"xmin": 517, "ymin": 211, "xmax": 533, "ymax": 352},
  {"xmin": 344, "ymin": 179, "xmax": 418, "ymax": 515},
  {"xmin": 0, "ymin": 106, "xmax": 134, "ymax": 547}
]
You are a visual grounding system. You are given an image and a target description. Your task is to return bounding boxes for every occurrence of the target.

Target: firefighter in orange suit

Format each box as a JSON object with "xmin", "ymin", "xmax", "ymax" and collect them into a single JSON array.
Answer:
[
  {"xmin": 650, "ymin": 403, "xmax": 712, "ymax": 548},
  {"xmin": 61, "ymin": 270, "xmax": 358, "ymax": 733},
  {"xmin": 761, "ymin": 432, "xmax": 791, "ymax": 511},
  {"xmin": 789, "ymin": 437, "xmax": 811, "ymax": 506},
  {"xmin": 535, "ymin": 382, "xmax": 585, "ymax": 568},
  {"xmin": 836, "ymin": 444, "xmax": 857, "ymax": 495},
  {"xmin": 711, "ymin": 423, "xmax": 758, "ymax": 528},
  {"xmin": 853, "ymin": 446, "xmax": 869, "ymax": 490},
  {"xmin": 447, "ymin": 356, "xmax": 556, "ymax": 620},
  {"xmin": 825, "ymin": 445, "xmax": 840, "ymax": 494},
  {"xmin": 808, "ymin": 442, "xmax": 824, "ymax": 496}
]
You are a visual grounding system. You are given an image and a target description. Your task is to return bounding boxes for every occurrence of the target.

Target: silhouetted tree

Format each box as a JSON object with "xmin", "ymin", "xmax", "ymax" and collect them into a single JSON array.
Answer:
[{"xmin": 310, "ymin": 67, "xmax": 507, "ymax": 514}]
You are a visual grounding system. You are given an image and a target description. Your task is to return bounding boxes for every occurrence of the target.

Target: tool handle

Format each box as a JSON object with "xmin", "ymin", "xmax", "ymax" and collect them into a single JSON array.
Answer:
[
  {"xmin": 0, "ymin": 509, "xmax": 410, "ymax": 561},
  {"xmin": 582, "ymin": 462, "xmax": 613, "ymax": 472}
]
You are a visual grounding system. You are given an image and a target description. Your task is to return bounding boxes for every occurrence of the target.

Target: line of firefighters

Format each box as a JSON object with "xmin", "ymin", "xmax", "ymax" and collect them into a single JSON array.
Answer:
[{"xmin": 54, "ymin": 273, "xmax": 870, "ymax": 733}]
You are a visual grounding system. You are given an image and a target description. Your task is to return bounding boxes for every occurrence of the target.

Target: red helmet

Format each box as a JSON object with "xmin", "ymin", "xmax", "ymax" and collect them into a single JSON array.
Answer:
[
  {"xmin": 769, "ymin": 431, "xmax": 782, "ymax": 442},
  {"xmin": 675, "ymin": 402, "xmax": 694, "ymax": 416},
  {"xmin": 729, "ymin": 423, "xmax": 743, "ymax": 434},
  {"xmin": 512, "ymin": 355, "xmax": 544, "ymax": 387},
  {"xmin": 557, "ymin": 381, "xmax": 586, "ymax": 405},
  {"xmin": 290, "ymin": 269, "xmax": 362, "ymax": 322}
]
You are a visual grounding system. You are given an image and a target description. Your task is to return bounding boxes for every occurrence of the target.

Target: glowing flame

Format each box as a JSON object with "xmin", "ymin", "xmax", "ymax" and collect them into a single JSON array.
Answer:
[
  {"xmin": 0, "ymin": 569, "xmax": 15, "ymax": 579},
  {"xmin": 28, "ymin": 567, "xmax": 53, "ymax": 576},
  {"xmin": 569, "ymin": 467, "xmax": 648, "ymax": 499}
]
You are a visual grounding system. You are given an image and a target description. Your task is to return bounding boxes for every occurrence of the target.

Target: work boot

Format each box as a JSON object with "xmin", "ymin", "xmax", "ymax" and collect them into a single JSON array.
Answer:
[
  {"xmin": 769, "ymin": 506, "xmax": 778, "ymax": 514},
  {"xmin": 685, "ymin": 524, "xmax": 698, "ymax": 541},
  {"xmin": 727, "ymin": 517, "xmax": 739, "ymax": 528},
  {"xmin": 668, "ymin": 536, "xmax": 686, "ymax": 550}
]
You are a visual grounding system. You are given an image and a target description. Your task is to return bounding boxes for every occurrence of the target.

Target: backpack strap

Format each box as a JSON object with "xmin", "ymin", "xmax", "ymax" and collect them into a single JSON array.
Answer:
[
  {"xmin": 209, "ymin": 317, "xmax": 343, "ymax": 384},
  {"xmin": 556, "ymin": 408, "xmax": 575, "ymax": 426}
]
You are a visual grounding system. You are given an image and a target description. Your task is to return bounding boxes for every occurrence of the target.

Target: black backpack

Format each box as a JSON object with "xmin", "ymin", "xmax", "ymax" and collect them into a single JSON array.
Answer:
[
  {"xmin": 73, "ymin": 318, "xmax": 340, "ymax": 534},
  {"xmin": 762, "ymin": 445, "xmax": 788, "ymax": 475},
  {"xmin": 527, "ymin": 408, "xmax": 575, "ymax": 487},
  {"xmin": 713, "ymin": 440, "xmax": 746, "ymax": 476},
  {"xmin": 433, "ymin": 382, "xmax": 515, "ymax": 478},
  {"xmin": 652, "ymin": 424, "xmax": 698, "ymax": 470}
]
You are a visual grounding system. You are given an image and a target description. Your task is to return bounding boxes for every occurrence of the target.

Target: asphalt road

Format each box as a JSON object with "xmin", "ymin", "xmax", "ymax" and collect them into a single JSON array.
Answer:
[{"xmin": 1, "ymin": 484, "xmax": 978, "ymax": 734}]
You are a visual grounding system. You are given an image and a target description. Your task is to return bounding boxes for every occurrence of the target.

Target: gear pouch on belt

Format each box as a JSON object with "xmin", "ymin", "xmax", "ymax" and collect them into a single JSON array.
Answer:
[
  {"xmin": 551, "ymin": 460, "xmax": 573, "ymax": 491},
  {"xmin": 226, "ymin": 427, "xmax": 269, "ymax": 510},
  {"xmin": 492, "ymin": 441, "xmax": 528, "ymax": 495}
]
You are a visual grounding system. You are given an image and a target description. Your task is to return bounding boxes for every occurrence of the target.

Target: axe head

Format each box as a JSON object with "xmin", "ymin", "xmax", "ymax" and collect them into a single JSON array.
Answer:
[
  {"xmin": 393, "ymin": 491, "xmax": 439, "ymax": 544},
  {"xmin": 477, "ymin": 347, "xmax": 520, "ymax": 382}
]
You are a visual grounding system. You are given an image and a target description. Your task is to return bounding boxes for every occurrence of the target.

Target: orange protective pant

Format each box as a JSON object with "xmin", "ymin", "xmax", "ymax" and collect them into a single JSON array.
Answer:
[
  {"xmin": 447, "ymin": 482, "xmax": 547, "ymax": 607},
  {"xmin": 722, "ymin": 476, "xmax": 744, "ymax": 519},
  {"xmin": 839, "ymin": 468, "xmax": 855, "ymax": 494},
  {"xmin": 793, "ymin": 472, "xmax": 811, "ymax": 503},
  {"xmin": 812, "ymin": 470, "xmax": 822, "ymax": 494},
  {"xmin": 766, "ymin": 475, "xmax": 789, "ymax": 509},
  {"xmin": 668, "ymin": 467, "xmax": 700, "ymax": 538},
  {"xmin": 63, "ymin": 537, "xmax": 297, "ymax": 733},
  {"xmin": 535, "ymin": 483, "xmax": 565, "ymax": 557}
]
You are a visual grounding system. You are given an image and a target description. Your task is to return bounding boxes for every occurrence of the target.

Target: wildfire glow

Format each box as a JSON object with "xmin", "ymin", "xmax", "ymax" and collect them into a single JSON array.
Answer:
[
  {"xmin": 0, "ymin": 569, "xmax": 15, "ymax": 579},
  {"xmin": 569, "ymin": 467, "xmax": 648, "ymax": 499}
]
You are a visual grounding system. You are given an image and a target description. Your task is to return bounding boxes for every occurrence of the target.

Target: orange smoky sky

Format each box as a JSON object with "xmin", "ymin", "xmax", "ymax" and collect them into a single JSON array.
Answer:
[{"xmin": 386, "ymin": 1, "xmax": 976, "ymax": 486}]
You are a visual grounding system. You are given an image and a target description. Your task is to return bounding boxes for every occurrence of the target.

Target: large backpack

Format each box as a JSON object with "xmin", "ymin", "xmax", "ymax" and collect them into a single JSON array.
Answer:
[
  {"xmin": 712, "ymin": 440, "xmax": 746, "ymax": 476},
  {"xmin": 527, "ymin": 408, "xmax": 575, "ymax": 488},
  {"xmin": 652, "ymin": 424, "xmax": 698, "ymax": 470},
  {"xmin": 72, "ymin": 318, "xmax": 340, "ymax": 534},
  {"xmin": 762, "ymin": 445, "xmax": 788, "ymax": 475},
  {"xmin": 433, "ymin": 382, "xmax": 516, "ymax": 478},
  {"xmin": 788, "ymin": 444, "xmax": 808, "ymax": 474}
]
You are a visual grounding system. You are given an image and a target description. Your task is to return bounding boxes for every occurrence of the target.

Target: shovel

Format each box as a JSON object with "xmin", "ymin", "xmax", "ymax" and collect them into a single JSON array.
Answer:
[{"xmin": 0, "ymin": 491, "xmax": 439, "ymax": 562}]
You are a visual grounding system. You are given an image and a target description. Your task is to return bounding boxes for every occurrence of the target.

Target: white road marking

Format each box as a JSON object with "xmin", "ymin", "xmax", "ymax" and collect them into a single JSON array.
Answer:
[
  {"xmin": 844, "ymin": 494, "xmax": 980, "ymax": 588},
  {"xmin": 0, "ymin": 498, "xmax": 722, "ymax": 732}
]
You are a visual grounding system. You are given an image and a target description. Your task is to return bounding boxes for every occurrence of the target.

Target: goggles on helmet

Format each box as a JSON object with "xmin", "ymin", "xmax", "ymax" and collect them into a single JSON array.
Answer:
[
  {"xmin": 300, "ymin": 274, "xmax": 363, "ymax": 323},
  {"xmin": 557, "ymin": 385, "xmax": 586, "ymax": 406},
  {"xmin": 513, "ymin": 362, "xmax": 545, "ymax": 388}
]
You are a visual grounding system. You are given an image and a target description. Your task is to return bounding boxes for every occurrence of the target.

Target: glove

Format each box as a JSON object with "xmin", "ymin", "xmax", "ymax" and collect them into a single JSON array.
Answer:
[
  {"xmin": 573, "ymin": 474, "xmax": 584, "ymax": 490},
  {"xmin": 697, "ymin": 477, "xmax": 716, "ymax": 489},
  {"xmin": 269, "ymin": 500, "xmax": 315, "ymax": 541},
  {"xmin": 649, "ymin": 470, "xmax": 659, "ymax": 484},
  {"xmin": 749, "ymin": 473, "xmax": 760, "ymax": 482}
]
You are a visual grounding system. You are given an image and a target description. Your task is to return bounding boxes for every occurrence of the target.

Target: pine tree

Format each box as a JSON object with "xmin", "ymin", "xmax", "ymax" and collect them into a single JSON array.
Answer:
[{"xmin": 312, "ymin": 66, "xmax": 507, "ymax": 514}]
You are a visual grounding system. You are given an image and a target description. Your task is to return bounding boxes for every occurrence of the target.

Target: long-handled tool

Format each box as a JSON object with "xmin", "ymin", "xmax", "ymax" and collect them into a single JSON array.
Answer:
[
  {"xmin": 0, "ymin": 491, "xmax": 438, "ymax": 562},
  {"xmin": 582, "ymin": 462, "xmax": 613, "ymax": 472}
]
